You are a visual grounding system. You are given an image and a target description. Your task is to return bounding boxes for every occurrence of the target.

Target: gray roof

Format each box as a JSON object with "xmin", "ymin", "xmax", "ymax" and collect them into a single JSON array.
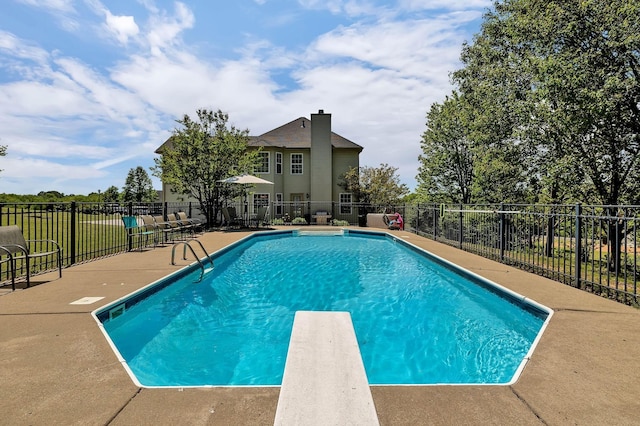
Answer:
[
  {"xmin": 248, "ymin": 117, "xmax": 363, "ymax": 151},
  {"xmin": 157, "ymin": 116, "xmax": 363, "ymax": 154}
]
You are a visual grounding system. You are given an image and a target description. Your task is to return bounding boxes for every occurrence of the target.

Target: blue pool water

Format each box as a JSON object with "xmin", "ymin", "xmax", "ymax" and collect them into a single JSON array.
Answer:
[{"xmin": 97, "ymin": 230, "xmax": 550, "ymax": 387}]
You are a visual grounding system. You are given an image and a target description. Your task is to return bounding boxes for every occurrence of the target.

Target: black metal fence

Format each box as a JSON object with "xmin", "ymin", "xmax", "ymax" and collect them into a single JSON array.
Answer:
[
  {"xmin": 0, "ymin": 201, "xmax": 195, "ymax": 286},
  {"xmin": 409, "ymin": 203, "xmax": 639, "ymax": 305},
  {"xmin": 1, "ymin": 200, "xmax": 638, "ymax": 306}
]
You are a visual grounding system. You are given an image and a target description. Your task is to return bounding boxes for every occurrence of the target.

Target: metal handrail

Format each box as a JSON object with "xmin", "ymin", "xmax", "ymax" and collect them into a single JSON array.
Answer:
[{"xmin": 170, "ymin": 240, "xmax": 214, "ymax": 282}]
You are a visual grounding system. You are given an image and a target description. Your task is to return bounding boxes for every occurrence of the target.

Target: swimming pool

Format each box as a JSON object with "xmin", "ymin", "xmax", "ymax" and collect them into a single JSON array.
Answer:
[{"xmin": 94, "ymin": 229, "xmax": 552, "ymax": 387}]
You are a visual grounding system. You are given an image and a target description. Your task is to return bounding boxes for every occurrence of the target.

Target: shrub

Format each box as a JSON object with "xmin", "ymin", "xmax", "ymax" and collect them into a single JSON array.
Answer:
[
  {"xmin": 291, "ymin": 217, "xmax": 307, "ymax": 225},
  {"xmin": 332, "ymin": 219, "xmax": 350, "ymax": 226}
]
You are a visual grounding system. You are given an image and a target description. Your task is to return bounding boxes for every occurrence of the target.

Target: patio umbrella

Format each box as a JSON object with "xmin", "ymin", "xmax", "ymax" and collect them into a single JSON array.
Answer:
[
  {"xmin": 218, "ymin": 174, "xmax": 274, "ymax": 185},
  {"xmin": 218, "ymin": 174, "xmax": 274, "ymax": 224}
]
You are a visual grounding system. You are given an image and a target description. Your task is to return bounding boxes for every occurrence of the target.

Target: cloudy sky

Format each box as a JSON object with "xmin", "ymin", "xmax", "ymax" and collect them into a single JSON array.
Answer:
[{"xmin": 0, "ymin": 0, "xmax": 490, "ymax": 195}]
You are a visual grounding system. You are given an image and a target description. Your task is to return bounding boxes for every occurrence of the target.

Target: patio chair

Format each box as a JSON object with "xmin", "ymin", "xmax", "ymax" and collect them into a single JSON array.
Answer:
[
  {"xmin": 152, "ymin": 215, "xmax": 176, "ymax": 244},
  {"xmin": 167, "ymin": 213, "xmax": 194, "ymax": 239},
  {"xmin": 222, "ymin": 207, "xmax": 241, "ymax": 229},
  {"xmin": 141, "ymin": 215, "xmax": 166, "ymax": 246},
  {"xmin": 177, "ymin": 211, "xmax": 204, "ymax": 234},
  {"xmin": 122, "ymin": 216, "xmax": 156, "ymax": 251},
  {"xmin": 252, "ymin": 206, "xmax": 270, "ymax": 228},
  {"xmin": 0, "ymin": 246, "xmax": 16, "ymax": 290},
  {"xmin": 0, "ymin": 225, "xmax": 62, "ymax": 288}
]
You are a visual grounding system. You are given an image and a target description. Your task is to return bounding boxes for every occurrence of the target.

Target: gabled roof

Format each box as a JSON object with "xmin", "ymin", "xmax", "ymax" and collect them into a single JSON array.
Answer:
[
  {"xmin": 156, "ymin": 116, "xmax": 363, "ymax": 153},
  {"xmin": 248, "ymin": 117, "xmax": 363, "ymax": 151}
]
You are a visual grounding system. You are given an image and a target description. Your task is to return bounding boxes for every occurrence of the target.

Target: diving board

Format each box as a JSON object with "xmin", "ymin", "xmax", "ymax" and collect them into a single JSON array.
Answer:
[{"xmin": 274, "ymin": 311, "xmax": 379, "ymax": 426}]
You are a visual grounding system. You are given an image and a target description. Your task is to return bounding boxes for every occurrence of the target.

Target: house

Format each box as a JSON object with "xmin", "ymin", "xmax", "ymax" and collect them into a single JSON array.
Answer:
[{"xmin": 156, "ymin": 109, "xmax": 363, "ymax": 222}]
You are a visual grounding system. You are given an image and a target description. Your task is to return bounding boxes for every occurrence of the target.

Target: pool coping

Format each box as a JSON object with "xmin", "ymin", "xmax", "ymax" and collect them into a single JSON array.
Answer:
[{"xmin": 1, "ymin": 227, "xmax": 639, "ymax": 424}]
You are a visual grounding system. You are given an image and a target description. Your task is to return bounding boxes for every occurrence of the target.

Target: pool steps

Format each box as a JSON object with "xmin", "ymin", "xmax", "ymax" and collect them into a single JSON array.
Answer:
[
  {"xmin": 274, "ymin": 311, "xmax": 380, "ymax": 425},
  {"xmin": 170, "ymin": 240, "xmax": 214, "ymax": 282}
]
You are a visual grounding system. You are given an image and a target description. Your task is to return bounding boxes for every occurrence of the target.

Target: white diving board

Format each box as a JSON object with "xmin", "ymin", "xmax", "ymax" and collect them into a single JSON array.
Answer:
[{"xmin": 274, "ymin": 311, "xmax": 380, "ymax": 426}]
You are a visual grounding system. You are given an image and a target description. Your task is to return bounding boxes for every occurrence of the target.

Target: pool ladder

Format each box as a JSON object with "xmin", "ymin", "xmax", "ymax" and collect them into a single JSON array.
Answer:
[{"xmin": 171, "ymin": 240, "xmax": 214, "ymax": 282}]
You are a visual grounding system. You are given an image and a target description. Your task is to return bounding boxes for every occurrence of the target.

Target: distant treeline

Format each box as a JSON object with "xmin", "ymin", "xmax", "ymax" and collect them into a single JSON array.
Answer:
[{"xmin": 0, "ymin": 191, "xmax": 102, "ymax": 204}]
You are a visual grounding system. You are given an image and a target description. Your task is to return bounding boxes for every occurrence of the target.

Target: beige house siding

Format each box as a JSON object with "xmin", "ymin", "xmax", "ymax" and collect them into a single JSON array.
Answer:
[{"xmin": 332, "ymin": 148, "xmax": 360, "ymax": 201}]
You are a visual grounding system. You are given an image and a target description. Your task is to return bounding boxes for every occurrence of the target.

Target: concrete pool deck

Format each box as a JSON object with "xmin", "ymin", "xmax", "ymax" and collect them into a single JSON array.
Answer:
[{"xmin": 1, "ymin": 228, "xmax": 639, "ymax": 425}]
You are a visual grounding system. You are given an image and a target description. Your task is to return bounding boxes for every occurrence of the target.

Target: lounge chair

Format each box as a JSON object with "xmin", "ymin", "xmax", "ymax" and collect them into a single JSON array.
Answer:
[
  {"xmin": 222, "ymin": 207, "xmax": 241, "ymax": 229},
  {"xmin": 0, "ymin": 225, "xmax": 62, "ymax": 288},
  {"xmin": 122, "ymin": 216, "xmax": 156, "ymax": 251},
  {"xmin": 141, "ymin": 215, "xmax": 166, "ymax": 246},
  {"xmin": 252, "ymin": 206, "xmax": 269, "ymax": 228},
  {"xmin": 167, "ymin": 213, "xmax": 194, "ymax": 239},
  {"xmin": 152, "ymin": 215, "xmax": 176, "ymax": 244},
  {"xmin": 177, "ymin": 211, "xmax": 204, "ymax": 233}
]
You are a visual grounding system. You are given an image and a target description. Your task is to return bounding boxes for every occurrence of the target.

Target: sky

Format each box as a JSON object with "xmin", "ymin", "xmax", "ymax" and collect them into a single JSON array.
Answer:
[{"xmin": 0, "ymin": 0, "xmax": 490, "ymax": 195}]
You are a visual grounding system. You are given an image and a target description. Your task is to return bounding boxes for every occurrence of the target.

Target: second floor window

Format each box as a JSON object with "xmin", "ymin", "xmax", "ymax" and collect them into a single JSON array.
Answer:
[
  {"xmin": 276, "ymin": 152, "xmax": 282, "ymax": 174},
  {"xmin": 255, "ymin": 152, "xmax": 270, "ymax": 174},
  {"xmin": 291, "ymin": 153, "xmax": 303, "ymax": 175}
]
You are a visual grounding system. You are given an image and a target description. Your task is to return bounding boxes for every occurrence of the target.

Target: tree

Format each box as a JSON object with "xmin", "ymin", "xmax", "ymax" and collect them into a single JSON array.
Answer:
[
  {"xmin": 102, "ymin": 186, "xmax": 120, "ymax": 203},
  {"xmin": 450, "ymin": 0, "xmax": 640, "ymax": 269},
  {"xmin": 152, "ymin": 109, "xmax": 259, "ymax": 226},
  {"xmin": 122, "ymin": 166, "xmax": 156, "ymax": 203},
  {"xmin": 340, "ymin": 163, "xmax": 409, "ymax": 206},
  {"xmin": 418, "ymin": 92, "xmax": 475, "ymax": 204}
]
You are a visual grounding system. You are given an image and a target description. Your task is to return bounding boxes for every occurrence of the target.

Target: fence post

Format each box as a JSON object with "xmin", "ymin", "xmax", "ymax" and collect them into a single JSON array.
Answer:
[
  {"xmin": 126, "ymin": 202, "xmax": 133, "ymax": 251},
  {"xmin": 70, "ymin": 202, "xmax": 76, "ymax": 265},
  {"xmin": 458, "ymin": 203, "xmax": 463, "ymax": 249},
  {"xmin": 499, "ymin": 203, "xmax": 505, "ymax": 262},
  {"xmin": 433, "ymin": 204, "xmax": 438, "ymax": 240},
  {"xmin": 575, "ymin": 203, "xmax": 582, "ymax": 289}
]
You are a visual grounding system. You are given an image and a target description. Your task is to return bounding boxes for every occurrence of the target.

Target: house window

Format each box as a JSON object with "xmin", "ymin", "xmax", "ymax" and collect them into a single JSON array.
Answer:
[
  {"xmin": 276, "ymin": 152, "xmax": 282, "ymax": 174},
  {"xmin": 253, "ymin": 193, "xmax": 269, "ymax": 210},
  {"xmin": 275, "ymin": 193, "xmax": 283, "ymax": 215},
  {"xmin": 255, "ymin": 152, "xmax": 270, "ymax": 174},
  {"xmin": 339, "ymin": 193, "xmax": 352, "ymax": 214},
  {"xmin": 291, "ymin": 153, "xmax": 303, "ymax": 175}
]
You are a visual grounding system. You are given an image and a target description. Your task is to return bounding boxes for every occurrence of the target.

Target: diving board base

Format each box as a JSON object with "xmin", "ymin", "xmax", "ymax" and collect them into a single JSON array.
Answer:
[{"xmin": 274, "ymin": 311, "xmax": 379, "ymax": 426}]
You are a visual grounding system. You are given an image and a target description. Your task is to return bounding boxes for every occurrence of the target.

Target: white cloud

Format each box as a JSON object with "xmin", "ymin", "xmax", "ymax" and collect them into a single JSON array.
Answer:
[
  {"xmin": 311, "ymin": 15, "xmax": 475, "ymax": 78},
  {"xmin": 399, "ymin": 0, "xmax": 492, "ymax": 11},
  {"xmin": 297, "ymin": 0, "xmax": 384, "ymax": 17},
  {"xmin": 0, "ymin": 30, "xmax": 50, "ymax": 64},
  {"xmin": 1, "ymin": 156, "xmax": 108, "ymax": 179},
  {"xmin": 15, "ymin": 0, "xmax": 75, "ymax": 13},
  {"xmin": 104, "ymin": 11, "xmax": 139, "ymax": 44},
  {"xmin": 145, "ymin": 2, "xmax": 195, "ymax": 55},
  {"xmin": 15, "ymin": 0, "xmax": 80, "ymax": 31}
]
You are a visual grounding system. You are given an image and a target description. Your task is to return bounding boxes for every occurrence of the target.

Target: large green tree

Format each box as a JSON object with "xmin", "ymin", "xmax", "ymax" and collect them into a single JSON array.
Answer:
[
  {"xmin": 340, "ymin": 163, "xmax": 409, "ymax": 207},
  {"xmin": 152, "ymin": 109, "xmax": 259, "ymax": 226},
  {"xmin": 122, "ymin": 166, "xmax": 156, "ymax": 203},
  {"xmin": 418, "ymin": 92, "xmax": 475, "ymax": 204},
  {"xmin": 434, "ymin": 0, "xmax": 640, "ymax": 269}
]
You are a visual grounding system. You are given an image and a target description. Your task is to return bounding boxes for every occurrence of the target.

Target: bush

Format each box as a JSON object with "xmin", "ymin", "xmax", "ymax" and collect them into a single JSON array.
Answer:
[
  {"xmin": 272, "ymin": 218, "xmax": 285, "ymax": 225},
  {"xmin": 291, "ymin": 217, "xmax": 307, "ymax": 225},
  {"xmin": 332, "ymin": 219, "xmax": 350, "ymax": 226}
]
